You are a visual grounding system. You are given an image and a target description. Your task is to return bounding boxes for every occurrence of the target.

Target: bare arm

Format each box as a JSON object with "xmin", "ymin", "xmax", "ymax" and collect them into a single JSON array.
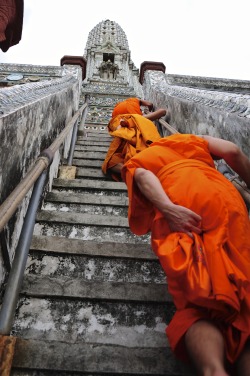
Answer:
[
  {"xmin": 134, "ymin": 168, "xmax": 202, "ymax": 237},
  {"xmin": 201, "ymin": 135, "xmax": 250, "ymax": 189},
  {"xmin": 139, "ymin": 99, "xmax": 153, "ymax": 111}
]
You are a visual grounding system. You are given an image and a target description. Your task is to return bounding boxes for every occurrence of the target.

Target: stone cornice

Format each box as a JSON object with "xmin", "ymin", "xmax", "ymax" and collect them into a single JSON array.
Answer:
[
  {"xmin": 0, "ymin": 75, "xmax": 77, "ymax": 116},
  {"xmin": 147, "ymin": 71, "xmax": 250, "ymax": 119},
  {"xmin": 0, "ymin": 63, "xmax": 63, "ymax": 77}
]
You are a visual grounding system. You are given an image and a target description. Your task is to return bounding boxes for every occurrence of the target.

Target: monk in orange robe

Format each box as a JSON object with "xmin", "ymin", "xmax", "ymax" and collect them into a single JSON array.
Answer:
[
  {"xmin": 102, "ymin": 98, "xmax": 167, "ymax": 180},
  {"xmin": 102, "ymin": 114, "xmax": 162, "ymax": 181},
  {"xmin": 121, "ymin": 133, "xmax": 250, "ymax": 375},
  {"xmin": 111, "ymin": 97, "xmax": 166, "ymax": 121}
]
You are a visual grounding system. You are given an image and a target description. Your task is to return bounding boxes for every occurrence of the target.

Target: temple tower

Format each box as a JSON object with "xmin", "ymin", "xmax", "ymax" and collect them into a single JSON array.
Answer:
[
  {"xmin": 72, "ymin": 19, "xmax": 144, "ymax": 130},
  {"xmin": 84, "ymin": 20, "xmax": 136, "ymax": 84}
]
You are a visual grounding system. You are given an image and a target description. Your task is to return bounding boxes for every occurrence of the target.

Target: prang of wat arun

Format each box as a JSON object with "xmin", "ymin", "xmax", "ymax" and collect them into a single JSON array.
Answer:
[{"xmin": 0, "ymin": 19, "xmax": 250, "ymax": 375}]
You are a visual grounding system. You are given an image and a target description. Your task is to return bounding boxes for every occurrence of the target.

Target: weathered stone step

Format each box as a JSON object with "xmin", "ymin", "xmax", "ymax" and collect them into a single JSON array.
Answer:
[
  {"xmin": 52, "ymin": 178, "xmax": 127, "ymax": 192},
  {"xmin": 26, "ymin": 252, "xmax": 165, "ymax": 283},
  {"xmin": 76, "ymin": 140, "xmax": 111, "ymax": 146},
  {"xmin": 76, "ymin": 167, "xmax": 107, "ymax": 179},
  {"xmin": 21, "ymin": 275, "xmax": 169, "ymax": 302},
  {"xmin": 72, "ymin": 158, "xmax": 103, "ymax": 167},
  {"xmin": 43, "ymin": 191, "xmax": 128, "ymax": 215},
  {"xmin": 74, "ymin": 150, "xmax": 107, "ymax": 159},
  {"xmin": 33, "ymin": 222, "xmax": 147, "ymax": 243},
  {"xmin": 36, "ymin": 211, "xmax": 128, "ymax": 227},
  {"xmin": 12, "ymin": 297, "xmax": 171, "ymax": 346},
  {"xmin": 30, "ymin": 235, "xmax": 156, "ymax": 260},
  {"xmin": 74, "ymin": 145, "xmax": 108, "ymax": 152},
  {"xmin": 12, "ymin": 338, "xmax": 192, "ymax": 375},
  {"xmin": 42, "ymin": 202, "xmax": 128, "ymax": 217},
  {"xmin": 78, "ymin": 133, "xmax": 111, "ymax": 140},
  {"xmin": 45, "ymin": 191, "xmax": 128, "ymax": 206}
]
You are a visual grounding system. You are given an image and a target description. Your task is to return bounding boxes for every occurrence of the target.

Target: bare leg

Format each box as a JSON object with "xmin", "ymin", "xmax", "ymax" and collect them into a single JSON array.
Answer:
[
  {"xmin": 236, "ymin": 339, "xmax": 250, "ymax": 376},
  {"xmin": 185, "ymin": 320, "xmax": 229, "ymax": 376}
]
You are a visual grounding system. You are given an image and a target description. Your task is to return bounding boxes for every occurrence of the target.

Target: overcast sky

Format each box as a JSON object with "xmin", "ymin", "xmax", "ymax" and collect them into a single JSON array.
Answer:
[{"xmin": 0, "ymin": 0, "xmax": 249, "ymax": 81}]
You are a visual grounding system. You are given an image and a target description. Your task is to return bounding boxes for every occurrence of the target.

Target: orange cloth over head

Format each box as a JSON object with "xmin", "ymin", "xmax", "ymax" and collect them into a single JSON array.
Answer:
[
  {"xmin": 122, "ymin": 134, "xmax": 250, "ymax": 364},
  {"xmin": 112, "ymin": 98, "xmax": 142, "ymax": 118},
  {"xmin": 102, "ymin": 114, "xmax": 161, "ymax": 180}
]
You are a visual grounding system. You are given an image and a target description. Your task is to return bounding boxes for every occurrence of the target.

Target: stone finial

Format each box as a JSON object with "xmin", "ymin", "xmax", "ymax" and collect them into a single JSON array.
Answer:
[
  {"xmin": 139, "ymin": 61, "xmax": 166, "ymax": 84},
  {"xmin": 60, "ymin": 55, "xmax": 87, "ymax": 80}
]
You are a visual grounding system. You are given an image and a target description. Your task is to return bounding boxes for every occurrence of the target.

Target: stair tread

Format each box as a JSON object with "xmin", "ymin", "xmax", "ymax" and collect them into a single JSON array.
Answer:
[
  {"xmin": 12, "ymin": 338, "xmax": 193, "ymax": 375},
  {"xmin": 45, "ymin": 191, "xmax": 128, "ymax": 205},
  {"xmin": 53, "ymin": 178, "xmax": 126, "ymax": 190},
  {"xmin": 30, "ymin": 235, "xmax": 155, "ymax": 259},
  {"xmin": 21, "ymin": 274, "xmax": 170, "ymax": 302},
  {"xmin": 36, "ymin": 210, "xmax": 129, "ymax": 227}
]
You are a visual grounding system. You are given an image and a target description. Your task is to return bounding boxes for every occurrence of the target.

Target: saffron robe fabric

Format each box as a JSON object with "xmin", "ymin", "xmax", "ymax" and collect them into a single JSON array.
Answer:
[
  {"xmin": 102, "ymin": 114, "xmax": 161, "ymax": 180},
  {"xmin": 121, "ymin": 134, "xmax": 250, "ymax": 363},
  {"xmin": 0, "ymin": 0, "xmax": 24, "ymax": 52},
  {"xmin": 111, "ymin": 97, "xmax": 142, "ymax": 118}
]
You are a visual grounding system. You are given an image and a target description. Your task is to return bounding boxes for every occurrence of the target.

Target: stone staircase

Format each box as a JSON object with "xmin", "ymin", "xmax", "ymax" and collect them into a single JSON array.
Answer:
[{"xmin": 10, "ymin": 125, "xmax": 193, "ymax": 375}]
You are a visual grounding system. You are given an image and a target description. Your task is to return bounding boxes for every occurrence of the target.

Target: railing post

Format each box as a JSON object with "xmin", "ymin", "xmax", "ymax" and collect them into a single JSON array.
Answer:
[
  {"xmin": 67, "ymin": 119, "xmax": 79, "ymax": 166},
  {"xmin": 78, "ymin": 94, "xmax": 90, "ymax": 134}
]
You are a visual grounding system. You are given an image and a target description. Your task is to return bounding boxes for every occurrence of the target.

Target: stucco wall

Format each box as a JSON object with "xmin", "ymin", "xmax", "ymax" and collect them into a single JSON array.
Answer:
[
  {"xmin": 0, "ymin": 66, "xmax": 82, "ymax": 287},
  {"xmin": 143, "ymin": 70, "xmax": 250, "ymax": 157}
]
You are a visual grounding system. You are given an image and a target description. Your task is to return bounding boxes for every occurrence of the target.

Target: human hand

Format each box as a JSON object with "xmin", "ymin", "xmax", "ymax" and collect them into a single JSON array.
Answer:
[{"xmin": 163, "ymin": 204, "xmax": 202, "ymax": 238}]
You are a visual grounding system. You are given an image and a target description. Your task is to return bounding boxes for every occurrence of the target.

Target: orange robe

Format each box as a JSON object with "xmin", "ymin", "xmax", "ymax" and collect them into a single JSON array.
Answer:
[
  {"xmin": 102, "ymin": 114, "xmax": 161, "ymax": 180},
  {"xmin": 121, "ymin": 134, "xmax": 250, "ymax": 364},
  {"xmin": 111, "ymin": 97, "xmax": 142, "ymax": 118}
]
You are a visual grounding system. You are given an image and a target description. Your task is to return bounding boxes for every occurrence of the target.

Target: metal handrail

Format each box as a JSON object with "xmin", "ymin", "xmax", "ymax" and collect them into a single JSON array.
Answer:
[
  {"xmin": 158, "ymin": 118, "xmax": 250, "ymax": 207},
  {"xmin": 158, "ymin": 118, "xmax": 179, "ymax": 135},
  {"xmin": 0, "ymin": 100, "xmax": 88, "ymax": 334}
]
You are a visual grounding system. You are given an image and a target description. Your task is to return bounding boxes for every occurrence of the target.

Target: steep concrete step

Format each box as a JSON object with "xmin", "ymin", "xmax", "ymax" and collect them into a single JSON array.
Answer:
[
  {"xmin": 74, "ymin": 150, "xmax": 107, "ymax": 159},
  {"xmin": 12, "ymin": 338, "xmax": 192, "ymax": 375},
  {"xmin": 34, "ymin": 210, "xmax": 143, "ymax": 244},
  {"xmin": 42, "ymin": 201, "xmax": 128, "ymax": 217},
  {"xmin": 74, "ymin": 145, "xmax": 109, "ymax": 152},
  {"xmin": 20, "ymin": 275, "xmax": 169, "ymax": 302},
  {"xmin": 25, "ymin": 244, "xmax": 166, "ymax": 285},
  {"xmin": 33, "ymin": 221, "xmax": 144, "ymax": 244},
  {"xmin": 27, "ymin": 248, "xmax": 164, "ymax": 281},
  {"xmin": 52, "ymin": 178, "xmax": 127, "ymax": 195},
  {"xmin": 72, "ymin": 158, "xmax": 103, "ymax": 167},
  {"xmin": 30, "ymin": 235, "xmax": 155, "ymax": 259},
  {"xmin": 76, "ymin": 140, "xmax": 111, "ymax": 146},
  {"xmin": 77, "ymin": 131, "xmax": 110, "ymax": 137},
  {"xmin": 78, "ymin": 134, "xmax": 111, "ymax": 140},
  {"xmin": 45, "ymin": 191, "xmax": 128, "ymax": 207},
  {"xmin": 12, "ymin": 296, "xmax": 170, "ymax": 345},
  {"xmin": 76, "ymin": 167, "xmax": 107, "ymax": 179},
  {"xmin": 36, "ymin": 211, "xmax": 128, "ymax": 227}
]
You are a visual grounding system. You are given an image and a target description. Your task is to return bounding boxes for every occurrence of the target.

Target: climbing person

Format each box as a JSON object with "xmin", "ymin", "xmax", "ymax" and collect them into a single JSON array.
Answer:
[
  {"xmin": 102, "ymin": 98, "xmax": 167, "ymax": 180},
  {"xmin": 121, "ymin": 133, "xmax": 250, "ymax": 376},
  {"xmin": 102, "ymin": 114, "xmax": 162, "ymax": 181},
  {"xmin": 111, "ymin": 97, "xmax": 167, "ymax": 122}
]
